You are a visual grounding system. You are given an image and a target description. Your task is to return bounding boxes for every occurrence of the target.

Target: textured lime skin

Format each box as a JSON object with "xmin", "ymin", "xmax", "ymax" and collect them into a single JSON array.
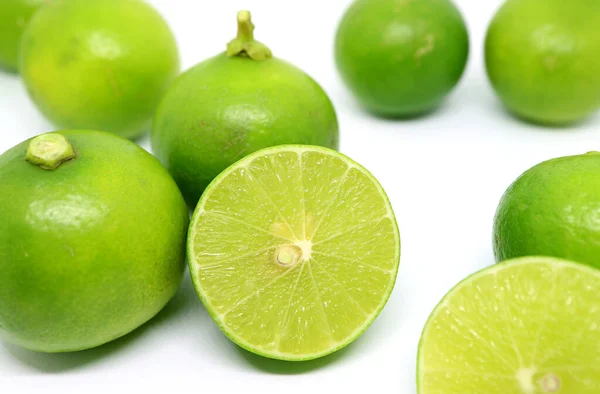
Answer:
[
  {"xmin": 334, "ymin": 0, "xmax": 469, "ymax": 117},
  {"xmin": 0, "ymin": 0, "xmax": 45, "ymax": 72},
  {"xmin": 493, "ymin": 152, "xmax": 600, "ymax": 270},
  {"xmin": 0, "ymin": 130, "xmax": 189, "ymax": 352},
  {"xmin": 485, "ymin": 0, "xmax": 600, "ymax": 125},
  {"xmin": 20, "ymin": 0, "xmax": 180, "ymax": 139},
  {"xmin": 152, "ymin": 54, "xmax": 339, "ymax": 208}
]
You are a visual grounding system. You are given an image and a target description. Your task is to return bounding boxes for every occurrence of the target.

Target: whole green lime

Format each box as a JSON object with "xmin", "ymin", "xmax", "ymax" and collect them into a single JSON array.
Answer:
[
  {"xmin": 151, "ymin": 11, "xmax": 339, "ymax": 208},
  {"xmin": 485, "ymin": 0, "xmax": 600, "ymax": 125},
  {"xmin": 19, "ymin": 0, "xmax": 180, "ymax": 139},
  {"xmin": 493, "ymin": 152, "xmax": 600, "ymax": 270},
  {"xmin": 0, "ymin": 130, "xmax": 189, "ymax": 352},
  {"xmin": 334, "ymin": 0, "xmax": 469, "ymax": 117},
  {"xmin": 0, "ymin": 0, "xmax": 45, "ymax": 72}
]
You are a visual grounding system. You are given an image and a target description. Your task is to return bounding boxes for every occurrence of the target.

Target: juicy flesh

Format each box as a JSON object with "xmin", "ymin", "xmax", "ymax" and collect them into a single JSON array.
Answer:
[
  {"xmin": 190, "ymin": 149, "xmax": 399, "ymax": 358},
  {"xmin": 419, "ymin": 259, "xmax": 600, "ymax": 393}
]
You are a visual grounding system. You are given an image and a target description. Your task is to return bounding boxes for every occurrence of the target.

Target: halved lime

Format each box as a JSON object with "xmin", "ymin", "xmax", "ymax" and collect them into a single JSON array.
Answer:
[
  {"xmin": 188, "ymin": 145, "xmax": 400, "ymax": 361},
  {"xmin": 417, "ymin": 256, "xmax": 600, "ymax": 393}
]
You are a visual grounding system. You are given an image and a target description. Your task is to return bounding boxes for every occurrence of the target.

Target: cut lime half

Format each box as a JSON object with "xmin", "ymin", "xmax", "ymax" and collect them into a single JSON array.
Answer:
[
  {"xmin": 417, "ymin": 256, "xmax": 600, "ymax": 393},
  {"xmin": 188, "ymin": 145, "xmax": 400, "ymax": 361}
]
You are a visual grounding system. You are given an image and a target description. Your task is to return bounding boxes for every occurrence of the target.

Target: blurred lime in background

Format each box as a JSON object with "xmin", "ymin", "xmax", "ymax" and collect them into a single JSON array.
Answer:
[
  {"xmin": 19, "ymin": 0, "xmax": 180, "ymax": 139},
  {"xmin": 485, "ymin": 0, "xmax": 600, "ymax": 125},
  {"xmin": 335, "ymin": 0, "xmax": 469, "ymax": 118},
  {"xmin": 0, "ymin": 0, "xmax": 45, "ymax": 72}
]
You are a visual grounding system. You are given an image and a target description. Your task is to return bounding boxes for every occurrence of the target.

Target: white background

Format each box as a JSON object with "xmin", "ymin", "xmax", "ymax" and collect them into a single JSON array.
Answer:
[{"xmin": 1, "ymin": 0, "xmax": 599, "ymax": 392}]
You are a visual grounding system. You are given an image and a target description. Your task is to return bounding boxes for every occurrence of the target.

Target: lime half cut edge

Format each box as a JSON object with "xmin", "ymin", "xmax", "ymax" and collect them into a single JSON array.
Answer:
[
  {"xmin": 188, "ymin": 145, "xmax": 400, "ymax": 361},
  {"xmin": 417, "ymin": 256, "xmax": 600, "ymax": 393}
]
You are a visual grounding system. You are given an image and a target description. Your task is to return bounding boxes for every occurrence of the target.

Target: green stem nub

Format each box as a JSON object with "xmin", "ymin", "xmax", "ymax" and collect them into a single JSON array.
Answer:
[
  {"xmin": 26, "ymin": 133, "xmax": 76, "ymax": 170},
  {"xmin": 226, "ymin": 10, "xmax": 272, "ymax": 61}
]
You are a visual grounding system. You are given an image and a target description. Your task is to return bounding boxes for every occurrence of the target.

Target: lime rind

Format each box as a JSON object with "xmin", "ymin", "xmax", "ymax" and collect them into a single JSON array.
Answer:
[
  {"xmin": 188, "ymin": 145, "xmax": 400, "ymax": 361},
  {"xmin": 417, "ymin": 256, "xmax": 600, "ymax": 393}
]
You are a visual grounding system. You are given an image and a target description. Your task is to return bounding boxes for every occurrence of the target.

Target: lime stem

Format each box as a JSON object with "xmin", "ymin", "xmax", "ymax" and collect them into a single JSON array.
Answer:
[
  {"xmin": 236, "ymin": 10, "xmax": 255, "ymax": 42},
  {"xmin": 226, "ymin": 10, "xmax": 272, "ymax": 61},
  {"xmin": 26, "ymin": 133, "xmax": 76, "ymax": 170}
]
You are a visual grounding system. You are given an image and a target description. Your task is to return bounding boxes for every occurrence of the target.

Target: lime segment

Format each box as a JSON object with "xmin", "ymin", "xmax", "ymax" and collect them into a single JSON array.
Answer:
[
  {"xmin": 188, "ymin": 145, "xmax": 400, "ymax": 360},
  {"xmin": 417, "ymin": 257, "xmax": 600, "ymax": 393}
]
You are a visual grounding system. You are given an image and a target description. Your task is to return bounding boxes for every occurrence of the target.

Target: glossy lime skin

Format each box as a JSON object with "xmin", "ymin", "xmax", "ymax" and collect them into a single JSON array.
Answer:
[
  {"xmin": 334, "ymin": 0, "xmax": 469, "ymax": 117},
  {"xmin": 485, "ymin": 0, "xmax": 600, "ymax": 125},
  {"xmin": 0, "ymin": 130, "xmax": 189, "ymax": 352},
  {"xmin": 151, "ymin": 53, "xmax": 339, "ymax": 208},
  {"xmin": 493, "ymin": 152, "xmax": 600, "ymax": 270},
  {"xmin": 20, "ymin": 0, "xmax": 180, "ymax": 139},
  {"xmin": 0, "ymin": 0, "xmax": 45, "ymax": 72}
]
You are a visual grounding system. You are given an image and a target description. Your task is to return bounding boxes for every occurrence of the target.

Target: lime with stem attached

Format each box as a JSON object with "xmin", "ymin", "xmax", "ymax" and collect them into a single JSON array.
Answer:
[
  {"xmin": 152, "ymin": 11, "xmax": 339, "ymax": 208},
  {"xmin": 0, "ymin": 130, "xmax": 188, "ymax": 352}
]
